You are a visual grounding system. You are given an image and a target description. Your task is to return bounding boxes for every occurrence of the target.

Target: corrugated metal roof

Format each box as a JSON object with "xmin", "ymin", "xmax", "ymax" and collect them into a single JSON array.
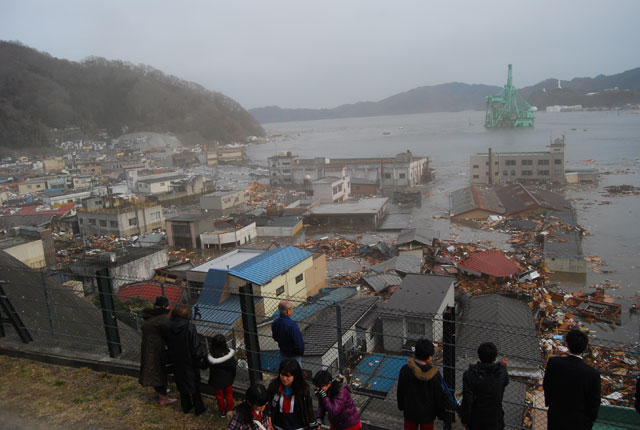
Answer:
[
  {"xmin": 363, "ymin": 272, "xmax": 403, "ymax": 292},
  {"xmin": 380, "ymin": 274, "xmax": 454, "ymax": 316},
  {"xmin": 229, "ymin": 246, "xmax": 312, "ymax": 285},
  {"xmin": 450, "ymin": 186, "xmax": 505, "ymax": 217},
  {"xmin": 458, "ymin": 249, "xmax": 521, "ymax": 278}
]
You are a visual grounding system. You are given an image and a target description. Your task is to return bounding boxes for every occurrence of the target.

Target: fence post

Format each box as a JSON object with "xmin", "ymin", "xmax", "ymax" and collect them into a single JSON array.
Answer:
[
  {"xmin": 443, "ymin": 305, "xmax": 456, "ymax": 430},
  {"xmin": 336, "ymin": 303, "xmax": 344, "ymax": 374},
  {"xmin": 239, "ymin": 282, "xmax": 262, "ymax": 385},
  {"xmin": 0, "ymin": 281, "xmax": 33, "ymax": 343},
  {"xmin": 40, "ymin": 270, "xmax": 55, "ymax": 336},
  {"xmin": 96, "ymin": 268, "xmax": 122, "ymax": 358}
]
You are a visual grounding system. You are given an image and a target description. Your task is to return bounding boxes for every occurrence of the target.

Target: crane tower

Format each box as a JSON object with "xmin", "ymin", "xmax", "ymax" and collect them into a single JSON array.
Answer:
[{"xmin": 484, "ymin": 64, "xmax": 535, "ymax": 128}]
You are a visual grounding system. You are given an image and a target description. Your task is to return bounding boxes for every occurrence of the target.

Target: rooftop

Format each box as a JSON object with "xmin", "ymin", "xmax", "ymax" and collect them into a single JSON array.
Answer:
[
  {"xmin": 380, "ymin": 274, "xmax": 455, "ymax": 316},
  {"xmin": 458, "ymin": 249, "xmax": 521, "ymax": 278},
  {"xmin": 309, "ymin": 197, "xmax": 388, "ymax": 215},
  {"xmin": 190, "ymin": 248, "xmax": 266, "ymax": 273},
  {"xmin": 229, "ymin": 246, "xmax": 313, "ymax": 286},
  {"xmin": 137, "ymin": 174, "xmax": 186, "ymax": 184},
  {"xmin": 118, "ymin": 283, "xmax": 183, "ymax": 310}
]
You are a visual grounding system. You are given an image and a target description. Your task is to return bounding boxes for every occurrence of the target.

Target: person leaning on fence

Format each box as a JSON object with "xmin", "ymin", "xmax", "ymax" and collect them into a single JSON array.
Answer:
[
  {"xmin": 165, "ymin": 305, "xmax": 208, "ymax": 415},
  {"xmin": 267, "ymin": 358, "xmax": 316, "ymax": 430},
  {"xmin": 312, "ymin": 370, "xmax": 361, "ymax": 430},
  {"xmin": 460, "ymin": 342, "xmax": 509, "ymax": 429},
  {"xmin": 228, "ymin": 384, "xmax": 273, "ymax": 430},
  {"xmin": 207, "ymin": 333, "xmax": 237, "ymax": 419},
  {"xmin": 397, "ymin": 338, "xmax": 446, "ymax": 430},
  {"xmin": 543, "ymin": 329, "xmax": 601, "ymax": 430},
  {"xmin": 272, "ymin": 300, "xmax": 304, "ymax": 365},
  {"xmin": 138, "ymin": 295, "xmax": 177, "ymax": 406}
]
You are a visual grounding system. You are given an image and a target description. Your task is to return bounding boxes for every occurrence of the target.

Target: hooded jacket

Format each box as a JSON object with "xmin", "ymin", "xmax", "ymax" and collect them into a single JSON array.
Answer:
[
  {"xmin": 138, "ymin": 307, "xmax": 170, "ymax": 387},
  {"xmin": 207, "ymin": 348, "xmax": 237, "ymax": 388},
  {"xmin": 164, "ymin": 316, "xmax": 206, "ymax": 394},
  {"xmin": 397, "ymin": 358, "xmax": 446, "ymax": 424},
  {"xmin": 461, "ymin": 362, "xmax": 509, "ymax": 429},
  {"xmin": 316, "ymin": 384, "xmax": 360, "ymax": 429}
]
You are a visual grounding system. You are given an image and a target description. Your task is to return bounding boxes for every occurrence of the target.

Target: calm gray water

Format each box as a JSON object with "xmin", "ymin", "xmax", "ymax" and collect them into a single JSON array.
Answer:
[{"xmin": 247, "ymin": 110, "xmax": 640, "ymax": 343}]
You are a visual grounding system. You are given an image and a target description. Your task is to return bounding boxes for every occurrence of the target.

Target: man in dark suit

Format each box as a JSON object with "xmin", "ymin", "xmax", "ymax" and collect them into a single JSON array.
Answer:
[{"xmin": 543, "ymin": 329, "xmax": 601, "ymax": 430}]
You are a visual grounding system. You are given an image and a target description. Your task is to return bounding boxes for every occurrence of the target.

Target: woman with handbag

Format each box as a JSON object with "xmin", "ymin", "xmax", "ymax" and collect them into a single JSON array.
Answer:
[{"xmin": 165, "ymin": 305, "xmax": 208, "ymax": 415}]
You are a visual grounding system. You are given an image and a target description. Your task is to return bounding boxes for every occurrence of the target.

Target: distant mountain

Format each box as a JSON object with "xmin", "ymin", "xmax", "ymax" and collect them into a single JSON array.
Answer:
[
  {"xmin": 0, "ymin": 41, "xmax": 264, "ymax": 151},
  {"xmin": 250, "ymin": 68, "xmax": 640, "ymax": 123},
  {"xmin": 250, "ymin": 83, "xmax": 501, "ymax": 123}
]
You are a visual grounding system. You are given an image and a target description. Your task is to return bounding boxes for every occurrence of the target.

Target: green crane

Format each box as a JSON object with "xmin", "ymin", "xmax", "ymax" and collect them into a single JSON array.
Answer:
[{"xmin": 484, "ymin": 64, "xmax": 535, "ymax": 128}]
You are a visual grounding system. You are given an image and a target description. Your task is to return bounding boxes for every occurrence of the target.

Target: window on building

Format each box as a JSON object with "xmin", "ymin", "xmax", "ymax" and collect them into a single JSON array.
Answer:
[
  {"xmin": 473, "ymin": 164, "xmax": 479, "ymax": 169},
  {"xmin": 407, "ymin": 321, "xmax": 426, "ymax": 336},
  {"xmin": 272, "ymin": 173, "xmax": 277, "ymax": 176},
  {"xmin": 510, "ymin": 170, "xmax": 516, "ymax": 176},
  {"xmin": 295, "ymin": 274, "xmax": 303, "ymax": 283},
  {"xmin": 521, "ymin": 159, "xmax": 532, "ymax": 165},
  {"xmin": 554, "ymin": 159, "xmax": 562, "ymax": 165},
  {"xmin": 472, "ymin": 175, "xmax": 479, "ymax": 179},
  {"xmin": 79, "ymin": 218, "xmax": 83, "ymax": 224},
  {"xmin": 503, "ymin": 171, "xmax": 508, "ymax": 176},
  {"xmin": 538, "ymin": 170, "xmax": 550, "ymax": 176},
  {"xmin": 506, "ymin": 160, "xmax": 516, "ymax": 166},
  {"xmin": 283, "ymin": 169, "xmax": 291, "ymax": 174},
  {"xmin": 151, "ymin": 212, "xmax": 161, "ymax": 221},
  {"xmin": 522, "ymin": 170, "xmax": 533, "ymax": 176},
  {"xmin": 282, "ymin": 162, "xmax": 290, "ymax": 166},
  {"xmin": 88, "ymin": 219, "xmax": 96, "ymax": 226},
  {"xmin": 276, "ymin": 286, "xmax": 285, "ymax": 296},
  {"xmin": 384, "ymin": 173, "xmax": 391, "ymax": 179},
  {"xmin": 538, "ymin": 159, "xmax": 549, "ymax": 165},
  {"xmin": 399, "ymin": 173, "xmax": 406, "ymax": 179},
  {"xmin": 110, "ymin": 221, "xmax": 118, "ymax": 228},
  {"xmin": 99, "ymin": 220, "xmax": 107, "ymax": 227},
  {"xmin": 128, "ymin": 217, "xmax": 138, "ymax": 226},
  {"xmin": 495, "ymin": 172, "xmax": 499, "ymax": 176}
]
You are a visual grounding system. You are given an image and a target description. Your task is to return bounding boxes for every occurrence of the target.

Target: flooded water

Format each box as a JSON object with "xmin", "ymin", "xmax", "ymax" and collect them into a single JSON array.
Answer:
[{"xmin": 246, "ymin": 110, "xmax": 640, "ymax": 343}]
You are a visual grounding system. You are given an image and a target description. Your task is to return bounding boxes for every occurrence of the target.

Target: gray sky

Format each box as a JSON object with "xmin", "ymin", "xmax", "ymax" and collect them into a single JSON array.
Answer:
[{"xmin": 1, "ymin": 0, "xmax": 639, "ymax": 109}]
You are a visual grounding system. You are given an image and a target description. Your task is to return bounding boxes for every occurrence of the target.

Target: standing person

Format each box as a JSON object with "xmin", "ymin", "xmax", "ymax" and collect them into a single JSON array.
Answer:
[
  {"xmin": 397, "ymin": 338, "xmax": 446, "ymax": 430},
  {"xmin": 267, "ymin": 358, "xmax": 316, "ymax": 430},
  {"xmin": 272, "ymin": 300, "xmax": 304, "ymax": 365},
  {"xmin": 543, "ymin": 329, "xmax": 601, "ymax": 430},
  {"xmin": 138, "ymin": 296, "xmax": 176, "ymax": 406},
  {"xmin": 165, "ymin": 305, "xmax": 208, "ymax": 415},
  {"xmin": 228, "ymin": 384, "xmax": 273, "ymax": 430},
  {"xmin": 460, "ymin": 342, "xmax": 509, "ymax": 429},
  {"xmin": 208, "ymin": 333, "xmax": 237, "ymax": 419},
  {"xmin": 312, "ymin": 370, "xmax": 361, "ymax": 430}
]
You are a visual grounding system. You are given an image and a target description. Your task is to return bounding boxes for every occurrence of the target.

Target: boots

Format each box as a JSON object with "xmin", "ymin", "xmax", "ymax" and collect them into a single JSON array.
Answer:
[{"xmin": 158, "ymin": 393, "xmax": 178, "ymax": 406}]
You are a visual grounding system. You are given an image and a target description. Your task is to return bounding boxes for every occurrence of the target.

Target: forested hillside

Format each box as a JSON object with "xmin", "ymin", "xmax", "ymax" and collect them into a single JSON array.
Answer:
[{"xmin": 0, "ymin": 41, "xmax": 264, "ymax": 149}]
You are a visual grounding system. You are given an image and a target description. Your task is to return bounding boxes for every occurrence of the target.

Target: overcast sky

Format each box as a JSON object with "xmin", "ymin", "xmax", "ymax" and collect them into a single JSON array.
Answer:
[{"xmin": 1, "ymin": 0, "xmax": 639, "ymax": 109}]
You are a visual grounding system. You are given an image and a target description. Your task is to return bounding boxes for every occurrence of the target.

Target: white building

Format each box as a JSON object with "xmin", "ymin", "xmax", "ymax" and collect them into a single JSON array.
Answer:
[
  {"xmin": 311, "ymin": 176, "xmax": 350, "ymax": 203},
  {"xmin": 470, "ymin": 138, "xmax": 566, "ymax": 185}
]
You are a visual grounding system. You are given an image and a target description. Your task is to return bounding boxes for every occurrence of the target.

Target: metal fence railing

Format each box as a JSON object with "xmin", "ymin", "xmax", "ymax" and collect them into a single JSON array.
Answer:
[{"xmin": 0, "ymin": 264, "xmax": 638, "ymax": 429}]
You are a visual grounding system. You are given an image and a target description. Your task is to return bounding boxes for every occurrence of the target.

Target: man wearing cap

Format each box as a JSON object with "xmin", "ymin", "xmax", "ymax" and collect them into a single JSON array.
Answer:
[
  {"xmin": 397, "ymin": 338, "xmax": 446, "ymax": 430},
  {"xmin": 139, "ymin": 296, "xmax": 177, "ymax": 406},
  {"xmin": 271, "ymin": 300, "xmax": 304, "ymax": 365}
]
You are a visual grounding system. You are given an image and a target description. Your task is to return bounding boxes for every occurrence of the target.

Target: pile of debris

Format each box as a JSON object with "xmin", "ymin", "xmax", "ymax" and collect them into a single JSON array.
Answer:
[{"xmin": 603, "ymin": 184, "xmax": 640, "ymax": 196}]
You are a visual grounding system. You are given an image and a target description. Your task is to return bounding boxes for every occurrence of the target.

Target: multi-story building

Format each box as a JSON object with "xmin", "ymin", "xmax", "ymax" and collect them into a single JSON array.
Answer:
[
  {"xmin": 200, "ymin": 190, "xmax": 247, "ymax": 216},
  {"xmin": 470, "ymin": 138, "xmax": 565, "ymax": 185},
  {"xmin": 268, "ymin": 150, "xmax": 431, "ymax": 190},
  {"xmin": 77, "ymin": 201, "xmax": 164, "ymax": 237},
  {"xmin": 311, "ymin": 176, "xmax": 351, "ymax": 203}
]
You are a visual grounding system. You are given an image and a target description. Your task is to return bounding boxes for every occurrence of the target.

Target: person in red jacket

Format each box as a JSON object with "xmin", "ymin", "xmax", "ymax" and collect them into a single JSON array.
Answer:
[{"xmin": 313, "ymin": 370, "xmax": 361, "ymax": 430}]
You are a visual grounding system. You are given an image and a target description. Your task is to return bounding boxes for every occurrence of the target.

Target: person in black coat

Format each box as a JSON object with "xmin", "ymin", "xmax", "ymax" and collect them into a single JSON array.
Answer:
[
  {"xmin": 165, "ymin": 305, "xmax": 207, "ymax": 415},
  {"xmin": 207, "ymin": 333, "xmax": 237, "ymax": 418},
  {"xmin": 460, "ymin": 342, "xmax": 509, "ymax": 429},
  {"xmin": 138, "ymin": 296, "xmax": 177, "ymax": 406},
  {"xmin": 397, "ymin": 338, "xmax": 446, "ymax": 429},
  {"xmin": 543, "ymin": 329, "xmax": 601, "ymax": 430}
]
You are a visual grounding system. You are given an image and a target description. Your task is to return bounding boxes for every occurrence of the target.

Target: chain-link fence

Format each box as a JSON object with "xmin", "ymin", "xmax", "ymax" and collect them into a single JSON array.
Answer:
[{"xmin": 0, "ymin": 264, "xmax": 638, "ymax": 429}]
